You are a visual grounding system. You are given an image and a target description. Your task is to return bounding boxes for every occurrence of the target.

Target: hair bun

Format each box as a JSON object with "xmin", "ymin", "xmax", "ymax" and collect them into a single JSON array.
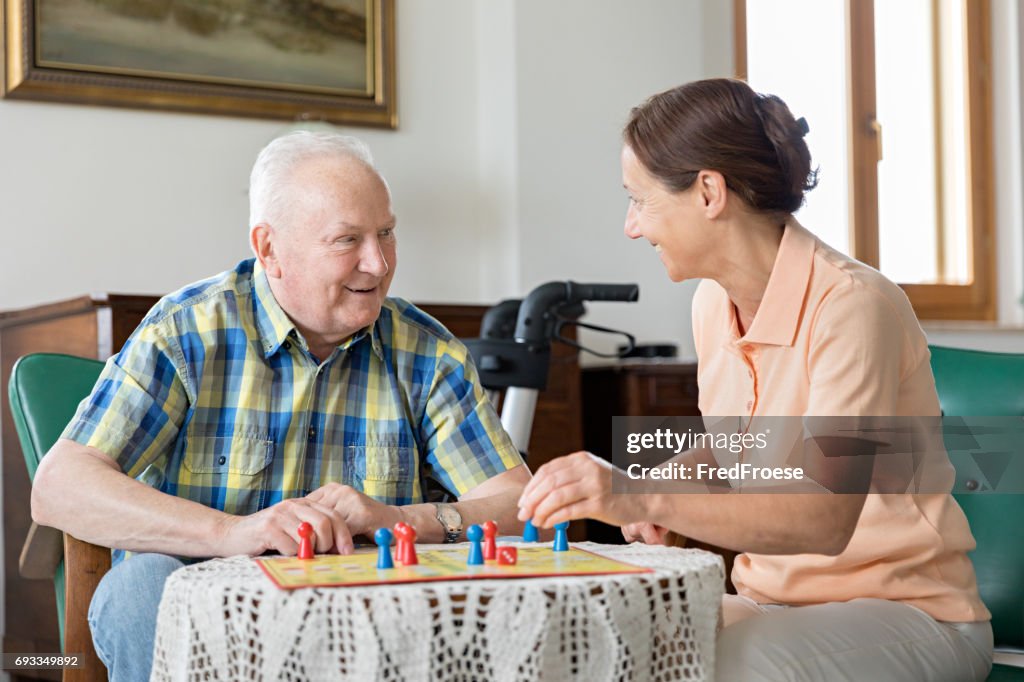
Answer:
[{"xmin": 755, "ymin": 95, "xmax": 818, "ymax": 203}]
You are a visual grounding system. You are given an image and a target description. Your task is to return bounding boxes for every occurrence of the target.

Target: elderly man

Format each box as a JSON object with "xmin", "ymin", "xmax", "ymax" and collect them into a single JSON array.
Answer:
[{"xmin": 31, "ymin": 131, "xmax": 529, "ymax": 680}]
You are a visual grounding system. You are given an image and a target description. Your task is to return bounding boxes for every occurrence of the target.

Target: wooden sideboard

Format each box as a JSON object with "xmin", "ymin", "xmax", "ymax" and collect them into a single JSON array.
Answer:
[
  {"xmin": 0, "ymin": 294, "xmax": 583, "ymax": 673},
  {"xmin": 581, "ymin": 360, "xmax": 701, "ymax": 453},
  {"xmin": 581, "ymin": 361, "xmax": 700, "ymax": 545},
  {"xmin": 581, "ymin": 360, "xmax": 736, "ymax": 591}
]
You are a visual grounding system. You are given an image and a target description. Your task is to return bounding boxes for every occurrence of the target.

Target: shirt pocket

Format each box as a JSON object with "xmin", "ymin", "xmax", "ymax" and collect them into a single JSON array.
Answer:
[
  {"xmin": 183, "ymin": 434, "xmax": 274, "ymax": 476},
  {"xmin": 180, "ymin": 433, "xmax": 275, "ymax": 515},
  {"xmin": 349, "ymin": 445, "xmax": 416, "ymax": 503}
]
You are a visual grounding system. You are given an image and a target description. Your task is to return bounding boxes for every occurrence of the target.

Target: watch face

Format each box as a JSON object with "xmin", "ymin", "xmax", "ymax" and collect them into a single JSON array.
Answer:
[{"xmin": 437, "ymin": 504, "xmax": 461, "ymax": 530}]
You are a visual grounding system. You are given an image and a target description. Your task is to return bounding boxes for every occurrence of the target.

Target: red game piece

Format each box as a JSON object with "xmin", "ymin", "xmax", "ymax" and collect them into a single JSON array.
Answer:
[
  {"xmin": 393, "ymin": 522, "xmax": 408, "ymax": 563},
  {"xmin": 482, "ymin": 520, "xmax": 498, "ymax": 561},
  {"xmin": 404, "ymin": 526, "xmax": 418, "ymax": 565},
  {"xmin": 497, "ymin": 546, "xmax": 518, "ymax": 565},
  {"xmin": 394, "ymin": 522, "xmax": 408, "ymax": 563},
  {"xmin": 394, "ymin": 522, "xmax": 418, "ymax": 565},
  {"xmin": 297, "ymin": 522, "xmax": 314, "ymax": 560}
]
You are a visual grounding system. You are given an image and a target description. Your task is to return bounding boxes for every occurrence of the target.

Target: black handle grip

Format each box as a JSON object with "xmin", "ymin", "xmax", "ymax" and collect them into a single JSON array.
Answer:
[
  {"xmin": 514, "ymin": 281, "xmax": 639, "ymax": 344},
  {"xmin": 567, "ymin": 282, "xmax": 639, "ymax": 303},
  {"xmin": 480, "ymin": 299, "xmax": 521, "ymax": 339}
]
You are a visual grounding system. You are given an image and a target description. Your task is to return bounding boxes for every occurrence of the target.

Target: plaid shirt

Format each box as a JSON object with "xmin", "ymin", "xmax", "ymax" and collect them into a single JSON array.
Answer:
[{"xmin": 63, "ymin": 259, "xmax": 522, "ymax": 525}]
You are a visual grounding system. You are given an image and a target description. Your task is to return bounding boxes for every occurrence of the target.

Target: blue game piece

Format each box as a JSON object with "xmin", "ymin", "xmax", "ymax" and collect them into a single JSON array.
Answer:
[
  {"xmin": 375, "ymin": 527, "xmax": 394, "ymax": 569},
  {"xmin": 466, "ymin": 524, "xmax": 484, "ymax": 565},
  {"xmin": 522, "ymin": 519, "xmax": 539, "ymax": 542},
  {"xmin": 553, "ymin": 521, "xmax": 569, "ymax": 552}
]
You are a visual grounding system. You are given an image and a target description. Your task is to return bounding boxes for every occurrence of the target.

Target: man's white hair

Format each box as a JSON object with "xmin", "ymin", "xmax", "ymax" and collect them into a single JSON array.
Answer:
[{"xmin": 248, "ymin": 130, "xmax": 387, "ymax": 229}]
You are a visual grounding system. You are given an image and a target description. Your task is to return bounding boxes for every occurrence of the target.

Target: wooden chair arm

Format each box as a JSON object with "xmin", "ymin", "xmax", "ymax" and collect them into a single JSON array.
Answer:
[
  {"xmin": 19, "ymin": 522, "xmax": 64, "ymax": 579},
  {"xmin": 62, "ymin": 534, "xmax": 110, "ymax": 682}
]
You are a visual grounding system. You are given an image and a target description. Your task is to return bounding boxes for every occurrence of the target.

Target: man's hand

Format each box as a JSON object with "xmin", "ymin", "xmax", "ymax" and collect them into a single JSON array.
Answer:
[
  {"xmin": 621, "ymin": 522, "xmax": 671, "ymax": 545},
  {"xmin": 305, "ymin": 483, "xmax": 404, "ymax": 540},
  {"xmin": 217, "ymin": 498, "xmax": 355, "ymax": 557},
  {"xmin": 516, "ymin": 451, "xmax": 646, "ymax": 529}
]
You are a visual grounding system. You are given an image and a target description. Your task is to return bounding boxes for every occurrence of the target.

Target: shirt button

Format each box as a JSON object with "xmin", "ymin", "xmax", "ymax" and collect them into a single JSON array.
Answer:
[
  {"xmin": 741, "ymin": 344, "xmax": 754, "ymax": 353},
  {"xmin": 283, "ymin": 341, "xmax": 291, "ymax": 350},
  {"xmin": 217, "ymin": 456, "xmax": 226, "ymax": 465},
  {"xmin": 746, "ymin": 400, "xmax": 753, "ymax": 410},
  {"xmin": 747, "ymin": 370, "xmax": 753, "ymax": 378},
  {"xmin": 308, "ymin": 427, "xmax": 317, "ymax": 440}
]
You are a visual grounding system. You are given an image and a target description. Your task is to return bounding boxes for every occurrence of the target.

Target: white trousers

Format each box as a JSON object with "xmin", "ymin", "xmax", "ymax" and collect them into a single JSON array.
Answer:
[{"xmin": 716, "ymin": 594, "xmax": 993, "ymax": 681}]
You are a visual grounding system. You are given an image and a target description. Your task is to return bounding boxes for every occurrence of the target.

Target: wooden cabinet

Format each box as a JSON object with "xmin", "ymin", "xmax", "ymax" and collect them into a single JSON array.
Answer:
[
  {"xmin": 581, "ymin": 361, "xmax": 700, "ymax": 467},
  {"xmin": 581, "ymin": 361, "xmax": 700, "ymax": 546},
  {"xmin": 0, "ymin": 295, "xmax": 583, "ymax": 670},
  {"xmin": 581, "ymin": 361, "xmax": 736, "ymax": 590},
  {"xmin": 582, "ymin": 361, "xmax": 700, "ymax": 414}
]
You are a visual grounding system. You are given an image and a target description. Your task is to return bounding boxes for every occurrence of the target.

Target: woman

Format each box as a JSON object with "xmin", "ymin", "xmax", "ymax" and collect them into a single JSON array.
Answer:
[{"xmin": 517, "ymin": 79, "xmax": 993, "ymax": 681}]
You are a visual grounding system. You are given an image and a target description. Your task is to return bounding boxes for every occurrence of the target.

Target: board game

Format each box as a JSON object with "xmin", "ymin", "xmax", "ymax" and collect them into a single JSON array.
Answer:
[{"xmin": 256, "ymin": 545, "xmax": 650, "ymax": 590}]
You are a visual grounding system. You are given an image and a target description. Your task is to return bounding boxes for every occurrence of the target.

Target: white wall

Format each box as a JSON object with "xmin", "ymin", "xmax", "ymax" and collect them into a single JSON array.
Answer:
[
  {"xmin": 511, "ymin": 0, "xmax": 718, "ymax": 360},
  {"xmin": 0, "ymin": 0, "xmax": 489, "ymax": 307},
  {"xmin": 0, "ymin": 0, "xmax": 732, "ymax": 352}
]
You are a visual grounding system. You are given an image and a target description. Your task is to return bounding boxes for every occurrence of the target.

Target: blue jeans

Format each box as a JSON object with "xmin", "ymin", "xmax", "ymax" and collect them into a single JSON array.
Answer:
[{"xmin": 88, "ymin": 553, "xmax": 184, "ymax": 682}]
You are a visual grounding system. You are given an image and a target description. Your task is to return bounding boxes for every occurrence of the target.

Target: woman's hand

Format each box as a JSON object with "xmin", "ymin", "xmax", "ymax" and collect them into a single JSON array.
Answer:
[
  {"xmin": 621, "ymin": 521, "xmax": 671, "ymax": 545},
  {"xmin": 517, "ymin": 451, "xmax": 647, "ymax": 529}
]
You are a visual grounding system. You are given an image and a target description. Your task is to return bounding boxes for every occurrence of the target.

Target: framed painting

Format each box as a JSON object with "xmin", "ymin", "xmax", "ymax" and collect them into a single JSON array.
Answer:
[{"xmin": 1, "ymin": 0, "xmax": 396, "ymax": 128}]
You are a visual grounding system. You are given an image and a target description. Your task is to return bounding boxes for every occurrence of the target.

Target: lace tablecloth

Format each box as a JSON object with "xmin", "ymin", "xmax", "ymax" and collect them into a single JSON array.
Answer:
[{"xmin": 151, "ymin": 542, "xmax": 724, "ymax": 681}]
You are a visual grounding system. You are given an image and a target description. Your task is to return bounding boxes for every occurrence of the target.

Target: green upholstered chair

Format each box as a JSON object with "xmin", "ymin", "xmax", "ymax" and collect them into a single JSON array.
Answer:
[
  {"xmin": 930, "ymin": 345, "xmax": 1024, "ymax": 681},
  {"xmin": 8, "ymin": 353, "xmax": 111, "ymax": 681}
]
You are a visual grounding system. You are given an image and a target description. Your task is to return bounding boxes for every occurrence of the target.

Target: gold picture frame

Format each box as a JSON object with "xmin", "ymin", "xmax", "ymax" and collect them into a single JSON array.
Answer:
[{"xmin": 1, "ymin": 0, "xmax": 396, "ymax": 128}]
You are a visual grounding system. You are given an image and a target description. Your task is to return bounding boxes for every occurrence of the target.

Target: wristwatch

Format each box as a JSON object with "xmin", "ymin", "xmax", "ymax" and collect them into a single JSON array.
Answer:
[{"xmin": 433, "ymin": 503, "xmax": 463, "ymax": 543}]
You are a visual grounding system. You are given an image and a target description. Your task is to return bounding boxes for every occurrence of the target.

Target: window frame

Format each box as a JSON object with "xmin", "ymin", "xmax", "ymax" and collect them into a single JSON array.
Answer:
[{"xmin": 734, "ymin": 0, "xmax": 996, "ymax": 321}]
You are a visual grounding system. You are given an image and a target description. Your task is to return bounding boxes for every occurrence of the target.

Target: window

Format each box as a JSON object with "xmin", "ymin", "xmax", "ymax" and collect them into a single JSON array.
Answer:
[{"xmin": 736, "ymin": 0, "xmax": 995, "ymax": 320}]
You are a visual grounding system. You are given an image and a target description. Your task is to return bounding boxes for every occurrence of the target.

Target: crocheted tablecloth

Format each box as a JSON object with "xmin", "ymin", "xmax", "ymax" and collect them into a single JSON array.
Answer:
[{"xmin": 151, "ymin": 542, "xmax": 724, "ymax": 681}]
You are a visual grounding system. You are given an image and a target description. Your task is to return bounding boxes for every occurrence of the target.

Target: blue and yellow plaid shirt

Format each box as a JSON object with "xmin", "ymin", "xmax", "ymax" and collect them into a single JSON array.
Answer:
[{"xmin": 63, "ymin": 258, "xmax": 522, "ymax": 528}]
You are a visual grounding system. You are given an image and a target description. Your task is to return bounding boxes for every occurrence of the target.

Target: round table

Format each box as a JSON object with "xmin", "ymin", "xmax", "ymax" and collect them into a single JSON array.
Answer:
[{"xmin": 150, "ymin": 542, "xmax": 724, "ymax": 681}]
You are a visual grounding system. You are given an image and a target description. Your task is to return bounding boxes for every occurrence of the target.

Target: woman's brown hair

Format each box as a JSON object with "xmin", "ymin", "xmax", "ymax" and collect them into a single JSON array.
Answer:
[{"xmin": 624, "ymin": 78, "xmax": 818, "ymax": 215}]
